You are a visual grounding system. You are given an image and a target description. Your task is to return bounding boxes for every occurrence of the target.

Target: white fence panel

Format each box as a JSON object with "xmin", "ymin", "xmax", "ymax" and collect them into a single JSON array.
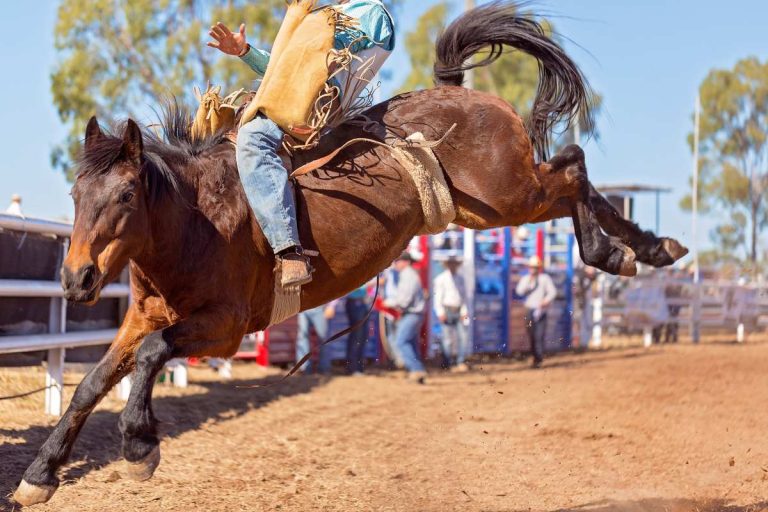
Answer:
[{"xmin": 0, "ymin": 214, "xmax": 180, "ymax": 416}]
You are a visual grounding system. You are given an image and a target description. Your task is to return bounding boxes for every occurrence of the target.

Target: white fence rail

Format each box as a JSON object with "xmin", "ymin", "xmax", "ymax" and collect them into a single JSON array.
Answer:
[
  {"xmin": 0, "ymin": 213, "xmax": 133, "ymax": 415},
  {"xmin": 587, "ymin": 273, "xmax": 767, "ymax": 348}
]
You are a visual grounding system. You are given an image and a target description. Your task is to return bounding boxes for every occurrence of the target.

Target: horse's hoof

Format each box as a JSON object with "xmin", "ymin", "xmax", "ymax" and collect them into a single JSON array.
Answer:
[
  {"xmin": 618, "ymin": 247, "xmax": 637, "ymax": 277},
  {"xmin": 125, "ymin": 445, "xmax": 161, "ymax": 481},
  {"xmin": 662, "ymin": 238, "xmax": 689, "ymax": 262},
  {"xmin": 13, "ymin": 479, "xmax": 58, "ymax": 507}
]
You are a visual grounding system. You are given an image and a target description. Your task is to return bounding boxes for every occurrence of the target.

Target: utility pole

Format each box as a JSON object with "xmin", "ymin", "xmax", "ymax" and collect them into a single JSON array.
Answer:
[
  {"xmin": 464, "ymin": 0, "xmax": 475, "ymax": 89},
  {"xmin": 691, "ymin": 94, "xmax": 701, "ymax": 344},
  {"xmin": 463, "ymin": 0, "xmax": 476, "ymax": 352}
]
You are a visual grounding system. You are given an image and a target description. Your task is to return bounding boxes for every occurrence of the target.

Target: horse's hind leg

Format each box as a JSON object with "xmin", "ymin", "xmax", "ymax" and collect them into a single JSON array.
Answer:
[
  {"xmin": 119, "ymin": 306, "xmax": 243, "ymax": 481},
  {"xmin": 14, "ymin": 306, "xmax": 151, "ymax": 507},
  {"xmin": 586, "ymin": 184, "xmax": 688, "ymax": 267},
  {"xmin": 530, "ymin": 185, "xmax": 688, "ymax": 268},
  {"xmin": 540, "ymin": 145, "xmax": 637, "ymax": 276}
]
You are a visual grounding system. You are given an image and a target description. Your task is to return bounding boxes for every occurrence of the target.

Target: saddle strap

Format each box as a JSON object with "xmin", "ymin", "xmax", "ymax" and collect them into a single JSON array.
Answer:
[{"xmin": 289, "ymin": 124, "xmax": 458, "ymax": 179}]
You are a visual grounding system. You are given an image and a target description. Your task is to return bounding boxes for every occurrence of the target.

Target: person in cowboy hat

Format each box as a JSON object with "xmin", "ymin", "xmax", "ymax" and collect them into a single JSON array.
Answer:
[
  {"xmin": 385, "ymin": 251, "xmax": 427, "ymax": 383},
  {"xmin": 433, "ymin": 255, "xmax": 470, "ymax": 371},
  {"xmin": 515, "ymin": 255, "xmax": 556, "ymax": 369},
  {"xmin": 207, "ymin": 1, "xmax": 395, "ymax": 287}
]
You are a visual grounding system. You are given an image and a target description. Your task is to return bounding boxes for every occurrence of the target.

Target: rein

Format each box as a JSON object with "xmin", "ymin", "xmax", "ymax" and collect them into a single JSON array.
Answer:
[{"xmin": 237, "ymin": 274, "xmax": 381, "ymax": 389}]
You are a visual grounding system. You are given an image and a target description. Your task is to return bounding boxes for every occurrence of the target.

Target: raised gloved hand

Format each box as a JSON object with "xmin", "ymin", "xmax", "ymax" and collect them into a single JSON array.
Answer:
[{"xmin": 207, "ymin": 22, "xmax": 248, "ymax": 57}]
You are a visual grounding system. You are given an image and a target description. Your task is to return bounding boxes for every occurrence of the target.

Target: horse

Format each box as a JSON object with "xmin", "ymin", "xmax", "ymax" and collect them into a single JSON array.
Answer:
[{"xmin": 14, "ymin": 2, "xmax": 687, "ymax": 506}]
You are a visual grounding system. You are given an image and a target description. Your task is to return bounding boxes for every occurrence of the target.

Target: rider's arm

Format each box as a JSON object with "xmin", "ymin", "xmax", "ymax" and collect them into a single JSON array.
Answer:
[
  {"xmin": 239, "ymin": 45, "xmax": 271, "ymax": 77},
  {"xmin": 207, "ymin": 22, "xmax": 270, "ymax": 76}
]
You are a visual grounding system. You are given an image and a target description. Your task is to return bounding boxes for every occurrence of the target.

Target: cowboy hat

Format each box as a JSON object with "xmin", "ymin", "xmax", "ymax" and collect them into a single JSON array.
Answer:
[{"xmin": 527, "ymin": 255, "xmax": 543, "ymax": 268}]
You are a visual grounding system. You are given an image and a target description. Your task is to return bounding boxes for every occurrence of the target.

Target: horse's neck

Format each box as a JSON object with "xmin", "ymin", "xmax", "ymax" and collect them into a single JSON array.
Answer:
[{"xmin": 134, "ymin": 195, "xmax": 193, "ymax": 278}]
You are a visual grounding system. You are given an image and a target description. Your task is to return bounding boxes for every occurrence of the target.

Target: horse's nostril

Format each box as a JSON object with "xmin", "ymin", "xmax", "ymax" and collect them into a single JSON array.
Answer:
[
  {"xmin": 80, "ymin": 265, "xmax": 96, "ymax": 290},
  {"xmin": 61, "ymin": 267, "xmax": 75, "ymax": 289}
]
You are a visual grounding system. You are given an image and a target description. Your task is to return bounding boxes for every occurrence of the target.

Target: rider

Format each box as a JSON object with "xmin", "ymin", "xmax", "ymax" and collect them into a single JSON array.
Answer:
[{"xmin": 207, "ymin": 1, "xmax": 396, "ymax": 287}]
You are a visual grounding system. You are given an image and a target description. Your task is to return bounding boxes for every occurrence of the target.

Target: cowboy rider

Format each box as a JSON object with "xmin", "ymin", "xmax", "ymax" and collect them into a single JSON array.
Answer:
[{"xmin": 207, "ymin": 1, "xmax": 396, "ymax": 287}]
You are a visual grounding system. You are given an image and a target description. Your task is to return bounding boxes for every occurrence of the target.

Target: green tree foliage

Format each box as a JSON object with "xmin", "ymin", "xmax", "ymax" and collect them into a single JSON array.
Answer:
[
  {"xmin": 681, "ymin": 57, "xmax": 768, "ymax": 264},
  {"xmin": 51, "ymin": 0, "xmax": 400, "ymax": 180}
]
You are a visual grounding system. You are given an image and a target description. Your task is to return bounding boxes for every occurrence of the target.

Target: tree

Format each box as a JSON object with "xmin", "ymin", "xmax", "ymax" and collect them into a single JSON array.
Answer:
[
  {"xmin": 681, "ymin": 57, "xmax": 768, "ymax": 264},
  {"xmin": 398, "ymin": 1, "xmax": 600, "ymax": 142},
  {"xmin": 51, "ymin": 0, "xmax": 401, "ymax": 180}
]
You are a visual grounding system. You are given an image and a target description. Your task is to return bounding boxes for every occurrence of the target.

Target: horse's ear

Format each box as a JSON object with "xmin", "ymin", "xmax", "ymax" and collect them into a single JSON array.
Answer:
[
  {"xmin": 121, "ymin": 119, "xmax": 144, "ymax": 167},
  {"xmin": 84, "ymin": 116, "xmax": 103, "ymax": 152},
  {"xmin": 193, "ymin": 85, "xmax": 202, "ymax": 102}
]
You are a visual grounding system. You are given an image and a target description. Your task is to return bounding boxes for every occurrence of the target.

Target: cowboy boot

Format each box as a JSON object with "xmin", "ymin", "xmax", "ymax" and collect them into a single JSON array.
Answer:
[{"xmin": 280, "ymin": 251, "xmax": 313, "ymax": 287}]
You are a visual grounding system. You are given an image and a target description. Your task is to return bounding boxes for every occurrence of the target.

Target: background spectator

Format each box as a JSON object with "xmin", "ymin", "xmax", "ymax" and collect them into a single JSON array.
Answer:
[
  {"xmin": 433, "ymin": 256, "xmax": 470, "ymax": 371},
  {"xmin": 296, "ymin": 303, "xmax": 336, "ymax": 375},
  {"xmin": 6, "ymin": 194, "xmax": 22, "ymax": 215},
  {"xmin": 345, "ymin": 284, "xmax": 370, "ymax": 375},
  {"xmin": 386, "ymin": 252, "xmax": 427, "ymax": 384},
  {"xmin": 515, "ymin": 256, "xmax": 556, "ymax": 369}
]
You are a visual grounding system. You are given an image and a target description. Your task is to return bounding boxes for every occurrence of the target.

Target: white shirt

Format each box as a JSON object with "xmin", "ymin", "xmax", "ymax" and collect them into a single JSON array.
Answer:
[
  {"xmin": 515, "ymin": 272, "xmax": 557, "ymax": 311},
  {"xmin": 385, "ymin": 265, "xmax": 425, "ymax": 313},
  {"xmin": 433, "ymin": 269, "xmax": 466, "ymax": 318},
  {"xmin": 6, "ymin": 201, "xmax": 22, "ymax": 216}
]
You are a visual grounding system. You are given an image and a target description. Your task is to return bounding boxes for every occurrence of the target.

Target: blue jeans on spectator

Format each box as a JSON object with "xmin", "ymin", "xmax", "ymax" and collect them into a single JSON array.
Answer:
[
  {"xmin": 394, "ymin": 312, "xmax": 425, "ymax": 373},
  {"xmin": 345, "ymin": 298, "xmax": 368, "ymax": 374},
  {"xmin": 296, "ymin": 306, "xmax": 332, "ymax": 374},
  {"xmin": 439, "ymin": 308, "xmax": 469, "ymax": 368},
  {"xmin": 236, "ymin": 115, "xmax": 300, "ymax": 254}
]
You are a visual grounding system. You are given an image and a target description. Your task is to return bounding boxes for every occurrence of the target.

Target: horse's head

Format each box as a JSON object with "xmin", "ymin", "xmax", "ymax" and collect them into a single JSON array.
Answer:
[{"xmin": 62, "ymin": 116, "xmax": 150, "ymax": 304}]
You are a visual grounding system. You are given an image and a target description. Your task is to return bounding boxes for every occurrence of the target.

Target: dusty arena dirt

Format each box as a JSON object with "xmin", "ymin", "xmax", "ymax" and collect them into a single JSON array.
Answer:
[{"xmin": 1, "ymin": 342, "xmax": 768, "ymax": 512}]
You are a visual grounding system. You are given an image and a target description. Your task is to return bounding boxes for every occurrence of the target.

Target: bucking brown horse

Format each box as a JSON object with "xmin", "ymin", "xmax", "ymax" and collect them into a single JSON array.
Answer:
[{"xmin": 14, "ymin": 2, "xmax": 687, "ymax": 506}]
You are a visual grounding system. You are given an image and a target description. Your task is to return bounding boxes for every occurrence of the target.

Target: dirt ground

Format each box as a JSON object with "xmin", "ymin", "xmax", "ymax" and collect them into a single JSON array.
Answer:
[{"xmin": 1, "ymin": 342, "xmax": 767, "ymax": 512}]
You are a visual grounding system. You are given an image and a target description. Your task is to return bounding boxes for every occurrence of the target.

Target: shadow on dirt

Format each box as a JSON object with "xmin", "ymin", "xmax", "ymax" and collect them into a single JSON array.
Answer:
[
  {"xmin": 542, "ymin": 498, "xmax": 768, "ymax": 512},
  {"xmin": 426, "ymin": 347, "xmax": 663, "ymax": 385},
  {"xmin": 0, "ymin": 373, "xmax": 324, "ymax": 510}
]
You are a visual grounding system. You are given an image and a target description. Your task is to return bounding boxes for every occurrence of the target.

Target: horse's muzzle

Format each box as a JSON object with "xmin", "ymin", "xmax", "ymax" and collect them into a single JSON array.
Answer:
[{"xmin": 61, "ymin": 263, "xmax": 100, "ymax": 303}]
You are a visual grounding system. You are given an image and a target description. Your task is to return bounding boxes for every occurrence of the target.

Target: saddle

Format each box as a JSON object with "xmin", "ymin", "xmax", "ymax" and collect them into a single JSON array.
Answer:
[{"xmin": 191, "ymin": 84, "xmax": 457, "ymax": 326}]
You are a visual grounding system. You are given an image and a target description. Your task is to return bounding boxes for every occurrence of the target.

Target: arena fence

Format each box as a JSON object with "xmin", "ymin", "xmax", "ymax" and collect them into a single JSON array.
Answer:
[
  {"xmin": 0, "ymin": 213, "xmax": 188, "ymax": 416},
  {"xmin": 587, "ymin": 272, "xmax": 767, "ymax": 347}
]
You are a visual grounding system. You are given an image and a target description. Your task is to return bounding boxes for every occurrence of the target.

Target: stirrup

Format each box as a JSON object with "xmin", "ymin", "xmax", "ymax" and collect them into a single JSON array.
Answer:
[{"xmin": 279, "ymin": 250, "xmax": 315, "ymax": 288}]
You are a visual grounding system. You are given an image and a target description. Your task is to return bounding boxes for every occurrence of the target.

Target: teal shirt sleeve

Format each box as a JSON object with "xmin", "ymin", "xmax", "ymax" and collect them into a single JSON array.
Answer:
[
  {"xmin": 337, "ymin": 0, "xmax": 396, "ymax": 53},
  {"xmin": 239, "ymin": 46, "xmax": 271, "ymax": 76}
]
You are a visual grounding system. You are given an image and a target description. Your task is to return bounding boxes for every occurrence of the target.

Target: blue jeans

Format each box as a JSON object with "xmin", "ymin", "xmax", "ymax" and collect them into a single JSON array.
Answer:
[
  {"xmin": 236, "ymin": 115, "xmax": 300, "ymax": 253},
  {"xmin": 345, "ymin": 299, "xmax": 369, "ymax": 374},
  {"xmin": 394, "ymin": 312, "xmax": 425, "ymax": 372},
  {"xmin": 296, "ymin": 306, "xmax": 332, "ymax": 374},
  {"xmin": 439, "ymin": 308, "xmax": 469, "ymax": 367}
]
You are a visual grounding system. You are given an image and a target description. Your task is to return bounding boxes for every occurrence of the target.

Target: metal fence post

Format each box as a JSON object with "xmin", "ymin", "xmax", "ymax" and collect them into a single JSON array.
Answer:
[
  {"xmin": 590, "ymin": 273, "xmax": 604, "ymax": 348},
  {"xmin": 117, "ymin": 375, "xmax": 132, "ymax": 401},
  {"xmin": 45, "ymin": 347, "xmax": 65, "ymax": 416},
  {"xmin": 45, "ymin": 239, "xmax": 66, "ymax": 416},
  {"xmin": 643, "ymin": 327, "xmax": 653, "ymax": 348}
]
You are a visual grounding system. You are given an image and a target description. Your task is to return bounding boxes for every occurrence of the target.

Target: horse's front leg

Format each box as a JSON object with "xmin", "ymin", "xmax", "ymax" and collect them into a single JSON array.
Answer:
[
  {"xmin": 14, "ymin": 306, "xmax": 153, "ymax": 507},
  {"xmin": 118, "ymin": 306, "xmax": 244, "ymax": 481}
]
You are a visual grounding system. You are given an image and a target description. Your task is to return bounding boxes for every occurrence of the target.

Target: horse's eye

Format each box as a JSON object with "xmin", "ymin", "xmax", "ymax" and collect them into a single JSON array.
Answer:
[{"xmin": 119, "ymin": 191, "xmax": 135, "ymax": 204}]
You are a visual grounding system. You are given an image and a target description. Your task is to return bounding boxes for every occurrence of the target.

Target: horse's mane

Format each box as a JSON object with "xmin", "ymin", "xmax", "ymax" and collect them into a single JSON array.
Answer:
[{"xmin": 76, "ymin": 101, "xmax": 231, "ymax": 204}]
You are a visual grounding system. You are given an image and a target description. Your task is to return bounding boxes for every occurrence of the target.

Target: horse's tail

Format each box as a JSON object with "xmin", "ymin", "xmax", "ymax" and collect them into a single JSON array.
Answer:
[{"xmin": 433, "ymin": 1, "xmax": 593, "ymax": 160}]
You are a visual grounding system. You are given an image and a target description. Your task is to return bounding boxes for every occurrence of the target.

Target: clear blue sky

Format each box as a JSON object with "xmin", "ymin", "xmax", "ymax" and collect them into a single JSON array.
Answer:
[{"xmin": 1, "ymin": 0, "xmax": 767, "ymax": 252}]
